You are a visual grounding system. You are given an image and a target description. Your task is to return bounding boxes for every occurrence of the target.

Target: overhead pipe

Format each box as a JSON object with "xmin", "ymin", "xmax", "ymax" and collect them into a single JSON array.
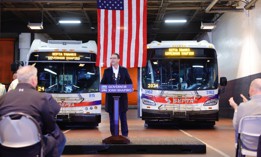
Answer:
[
  {"xmin": 205, "ymin": 0, "xmax": 219, "ymax": 13},
  {"xmin": 205, "ymin": 0, "xmax": 244, "ymax": 13},
  {"xmin": 3, "ymin": 6, "xmax": 235, "ymax": 11},
  {"xmin": 0, "ymin": 0, "xmax": 221, "ymax": 3},
  {"xmin": 207, "ymin": 9, "xmax": 244, "ymax": 13},
  {"xmin": 244, "ymin": 0, "xmax": 258, "ymax": 10},
  {"xmin": 0, "ymin": 0, "xmax": 235, "ymax": 3}
]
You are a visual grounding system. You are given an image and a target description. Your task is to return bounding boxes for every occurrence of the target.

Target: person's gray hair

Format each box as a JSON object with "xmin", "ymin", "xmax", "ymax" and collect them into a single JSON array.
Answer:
[
  {"xmin": 17, "ymin": 66, "xmax": 38, "ymax": 83},
  {"xmin": 250, "ymin": 78, "xmax": 261, "ymax": 92}
]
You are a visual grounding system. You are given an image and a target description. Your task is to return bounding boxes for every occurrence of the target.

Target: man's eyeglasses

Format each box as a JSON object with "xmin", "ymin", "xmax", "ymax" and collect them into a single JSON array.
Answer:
[{"xmin": 110, "ymin": 57, "xmax": 118, "ymax": 59}]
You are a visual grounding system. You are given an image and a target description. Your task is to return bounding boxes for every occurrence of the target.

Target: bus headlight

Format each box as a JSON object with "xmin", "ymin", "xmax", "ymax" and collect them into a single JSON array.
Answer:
[
  {"xmin": 142, "ymin": 98, "xmax": 156, "ymax": 106},
  {"xmin": 203, "ymin": 99, "xmax": 218, "ymax": 106}
]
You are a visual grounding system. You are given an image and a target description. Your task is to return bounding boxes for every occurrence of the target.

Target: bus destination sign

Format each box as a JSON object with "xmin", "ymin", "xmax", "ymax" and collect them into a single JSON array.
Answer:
[
  {"xmin": 47, "ymin": 52, "xmax": 81, "ymax": 61},
  {"xmin": 165, "ymin": 48, "xmax": 195, "ymax": 57}
]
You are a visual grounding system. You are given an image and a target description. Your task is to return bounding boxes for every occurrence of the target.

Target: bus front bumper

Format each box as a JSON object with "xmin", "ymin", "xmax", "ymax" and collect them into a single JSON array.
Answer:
[
  {"xmin": 142, "ymin": 109, "xmax": 219, "ymax": 121},
  {"xmin": 56, "ymin": 113, "xmax": 101, "ymax": 123}
]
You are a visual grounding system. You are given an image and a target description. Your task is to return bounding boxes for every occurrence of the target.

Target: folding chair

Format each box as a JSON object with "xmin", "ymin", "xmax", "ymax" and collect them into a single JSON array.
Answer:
[
  {"xmin": 0, "ymin": 112, "xmax": 44, "ymax": 157},
  {"xmin": 236, "ymin": 115, "xmax": 261, "ymax": 157}
]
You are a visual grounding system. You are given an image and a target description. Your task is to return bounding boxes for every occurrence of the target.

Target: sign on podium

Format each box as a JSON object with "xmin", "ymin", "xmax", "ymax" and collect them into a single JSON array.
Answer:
[{"xmin": 100, "ymin": 84, "xmax": 133, "ymax": 93}]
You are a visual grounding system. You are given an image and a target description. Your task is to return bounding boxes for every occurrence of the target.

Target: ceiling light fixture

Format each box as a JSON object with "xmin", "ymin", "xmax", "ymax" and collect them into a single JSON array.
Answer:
[
  {"xmin": 192, "ymin": 65, "xmax": 204, "ymax": 68},
  {"xmin": 28, "ymin": 10, "xmax": 44, "ymax": 30},
  {"xmin": 164, "ymin": 19, "xmax": 187, "ymax": 23},
  {"xmin": 27, "ymin": 22, "xmax": 43, "ymax": 30},
  {"xmin": 59, "ymin": 20, "xmax": 81, "ymax": 24},
  {"xmin": 201, "ymin": 22, "xmax": 216, "ymax": 30}
]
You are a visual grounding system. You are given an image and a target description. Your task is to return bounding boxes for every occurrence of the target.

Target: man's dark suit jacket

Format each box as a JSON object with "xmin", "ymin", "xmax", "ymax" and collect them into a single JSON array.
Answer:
[
  {"xmin": 0, "ymin": 83, "xmax": 63, "ymax": 156},
  {"xmin": 101, "ymin": 66, "xmax": 132, "ymax": 113}
]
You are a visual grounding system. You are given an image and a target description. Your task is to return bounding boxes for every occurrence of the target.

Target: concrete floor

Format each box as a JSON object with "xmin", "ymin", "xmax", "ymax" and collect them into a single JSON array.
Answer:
[{"xmin": 62, "ymin": 109, "xmax": 235, "ymax": 157}]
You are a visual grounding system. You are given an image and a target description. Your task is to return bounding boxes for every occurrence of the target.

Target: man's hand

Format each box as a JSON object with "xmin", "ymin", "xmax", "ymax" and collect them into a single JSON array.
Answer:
[
  {"xmin": 229, "ymin": 97, "xmax": 238, "ymax": 111},
  {"xmin": 240, "ymin": 94, "xmax": 248, "ymax": 102}
]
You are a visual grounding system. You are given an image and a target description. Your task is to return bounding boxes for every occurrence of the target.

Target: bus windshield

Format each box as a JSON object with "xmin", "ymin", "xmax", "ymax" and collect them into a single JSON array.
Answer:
[
  {"xmin": 142, "ymin": 48, "xmax": 218, "ymax": 90},
  {"xmin": 29, "ymin": 62, "xmax": 99, "ymax": 93}
]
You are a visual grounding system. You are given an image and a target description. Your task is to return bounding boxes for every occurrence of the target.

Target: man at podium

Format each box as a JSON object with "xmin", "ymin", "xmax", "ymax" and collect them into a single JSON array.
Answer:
[{"xmin": 101, "ymin": 53, "xmax": 132, "ymax": 137}]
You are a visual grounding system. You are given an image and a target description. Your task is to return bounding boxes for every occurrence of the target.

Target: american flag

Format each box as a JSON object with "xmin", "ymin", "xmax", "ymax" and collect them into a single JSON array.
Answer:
[{"xmin": 96, "ymin": 0, "xmax": 147, "ymax": 68}]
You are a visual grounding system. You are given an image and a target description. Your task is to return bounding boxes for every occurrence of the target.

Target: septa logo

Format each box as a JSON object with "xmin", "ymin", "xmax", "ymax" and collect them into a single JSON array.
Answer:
[{"xmin": 101, "ymin": 85, "xmax": 107, "ymax": 92}]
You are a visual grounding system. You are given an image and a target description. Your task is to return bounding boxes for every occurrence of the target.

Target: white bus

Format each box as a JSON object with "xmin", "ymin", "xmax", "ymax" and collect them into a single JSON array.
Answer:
[
  {"xmin": 138, "ymin": 40, "xmax": 227, "ymax": 126},
  {"xmin": 27, "ymin": 39, "xmax": 101, "ymax": 126}
]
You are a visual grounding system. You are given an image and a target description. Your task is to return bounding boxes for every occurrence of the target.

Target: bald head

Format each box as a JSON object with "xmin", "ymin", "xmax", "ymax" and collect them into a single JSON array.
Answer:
[
  {"xmin": 17, "ymin": 66, "xmax": 38, "ymax": 88},
  {"xmin": 249, "ymin": 78, "xmax": 261, "ymax": 97}
]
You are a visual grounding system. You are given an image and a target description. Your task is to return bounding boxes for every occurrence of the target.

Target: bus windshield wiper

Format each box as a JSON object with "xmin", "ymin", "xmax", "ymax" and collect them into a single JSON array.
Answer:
[
  {"xmin": 194, "ymin": 90, "xmax": 202, "ymax": 99},
  {"xmin": 48, "ymin": 83, "xmax": 57, "ymax": 89},
  {"xmin": 77, "ymin": 93, "xmax": 84, "ymax": 103}
]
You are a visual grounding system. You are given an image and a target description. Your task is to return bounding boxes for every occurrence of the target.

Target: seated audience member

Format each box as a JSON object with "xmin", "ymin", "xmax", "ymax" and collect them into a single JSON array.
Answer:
[
  {"xmin": 0, "ymin": 83, "xmax": 6, "ymax": 97},
  {"xmin": 229, "ymin": 78, "xmax": 261, "ymax": 132},
  {"xmin": 8, "ymin": 73, "xmax": 18, "ymax": 92},
  {"xmin": 0, "ymin": 65, "xmax": 66, "ymax": 157}
]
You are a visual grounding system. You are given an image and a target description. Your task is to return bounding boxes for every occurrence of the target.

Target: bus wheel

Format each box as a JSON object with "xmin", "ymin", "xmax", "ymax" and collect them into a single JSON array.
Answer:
[{"xmin": 199, "ymin": 121, "xmax": 215, "ymax": 128}]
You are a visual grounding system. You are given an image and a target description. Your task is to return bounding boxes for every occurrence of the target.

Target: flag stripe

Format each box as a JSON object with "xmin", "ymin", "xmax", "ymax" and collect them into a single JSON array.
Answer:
[
  {"xmin": 127, "ymin": 0, "xmax": 132, "ymax": 68},
  {"xmin": 138, "ymin": 0, "xmax": 145, "ymax": 67},
  {"xmin": 103, "ymin": 10, "xmax": 109, "ymax": 67},
  {"xmin": 100, "ymin": 10, "xmax": 105, "ymax": 67},
  {"xmin": 96, "ymin": 10, "xmax": 101, "ymax": 67},
  {"xmin": 119, "ymin": 10, "xmax": 124, "ymax": 66},
  {"xmin": 115, "ymin": 10, "xmax": 120, "ymax": 54},
  {"xmin": 142, "ymin": 0, "xmax": 147, "ymax": 67},
  {"xmin": 134, "ymin": 0, "xmax": 140, "ymax": 67},
  {"xmin": 111, "ymin": 11, "xmax": 116, "ymax": 55},
  {"xmin": 107, "ymin": 10, "xmax": 112, "ymax": 67},
  {"xmin": 130, "ymin": 0, "xmax": 136, "ymax": 68},
  {"xmin": 122, "ymin": 1, "xmax": 128, "ymax": 67}
]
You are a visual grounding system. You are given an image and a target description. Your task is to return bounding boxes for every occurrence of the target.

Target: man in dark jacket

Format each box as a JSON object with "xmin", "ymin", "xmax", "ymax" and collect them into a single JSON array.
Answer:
[
  {"xmin": 101, "ymin": 53, "xmax": 132, "ymax": 137},
  {"xmin": 0, "ymin": 65, "xmax": 66, "ymax": 157}
]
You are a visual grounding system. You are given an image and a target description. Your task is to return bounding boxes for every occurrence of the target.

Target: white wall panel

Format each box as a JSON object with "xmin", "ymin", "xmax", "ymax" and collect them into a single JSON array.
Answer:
[{"xmin": 200, "ymin": 1, "xmax": 261, "ymax": 81}]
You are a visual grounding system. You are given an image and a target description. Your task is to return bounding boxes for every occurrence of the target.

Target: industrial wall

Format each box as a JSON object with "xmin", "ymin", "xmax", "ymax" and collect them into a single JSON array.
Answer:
[
  {"xmin": 0, "ymin": 39, "xmax": 15, "ymax": 86},
  {"xmin": 200, "ymin": 1, "xmax": 261, "ymax": 117}
]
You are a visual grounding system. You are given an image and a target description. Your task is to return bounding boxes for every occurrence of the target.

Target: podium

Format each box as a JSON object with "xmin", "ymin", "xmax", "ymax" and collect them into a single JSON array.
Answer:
[{"xmin": 100, "ymin": 84, "xmax": 133, "ymax": 144}]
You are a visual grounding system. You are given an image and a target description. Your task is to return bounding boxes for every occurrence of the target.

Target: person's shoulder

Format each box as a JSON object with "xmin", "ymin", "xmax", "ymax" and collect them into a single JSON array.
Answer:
[
  {"xmin": 32, "ymin": 90, "xmax": 45, "ymax": 98},
  {"xmin": 26, "ymin": 87, "xmax": 46, "ymax": 98},
  {"xmin": 120, "ymin": 66, "xmax": 128, "ymax": 71},
  {"xmin": 40, "ymin": 93, "xmax": 57, "ymax": 102},
  {"xmin": 238, "ymin": 100, "xmax": 254, "ymax": 110},
  {"xmin": 104, "ymin": 67, "xmax": 112, "ymax": 72},
  {"xmin": 12, "ymin": 79, "xmax": 19, "ymax": 84}
]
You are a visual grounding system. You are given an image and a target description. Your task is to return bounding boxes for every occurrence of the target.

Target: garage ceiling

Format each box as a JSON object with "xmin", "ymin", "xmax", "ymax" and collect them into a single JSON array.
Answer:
[{"xmin": 0, "ymin": 0, "xmax": 256, "ymax": 42}]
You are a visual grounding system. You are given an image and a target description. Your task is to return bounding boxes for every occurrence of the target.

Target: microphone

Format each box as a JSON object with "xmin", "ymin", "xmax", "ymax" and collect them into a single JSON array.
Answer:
[
  {"xmin": 112, "ymin": 73, "xmax": 117, "ymax": 84},
  {"xmin": 112, "ymin": 73, "xmax": 115, "ymax": 79},
  {"xmin": 118, "ymin": 73, "xmax": 121, "ymax": 80}
]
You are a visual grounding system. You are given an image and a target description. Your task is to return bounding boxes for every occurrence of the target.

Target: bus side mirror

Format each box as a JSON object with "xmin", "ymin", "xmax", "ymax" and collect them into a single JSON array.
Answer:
[{"xmin": 220, "ymin": 77, "xmax": 227, "ymax": 86}]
